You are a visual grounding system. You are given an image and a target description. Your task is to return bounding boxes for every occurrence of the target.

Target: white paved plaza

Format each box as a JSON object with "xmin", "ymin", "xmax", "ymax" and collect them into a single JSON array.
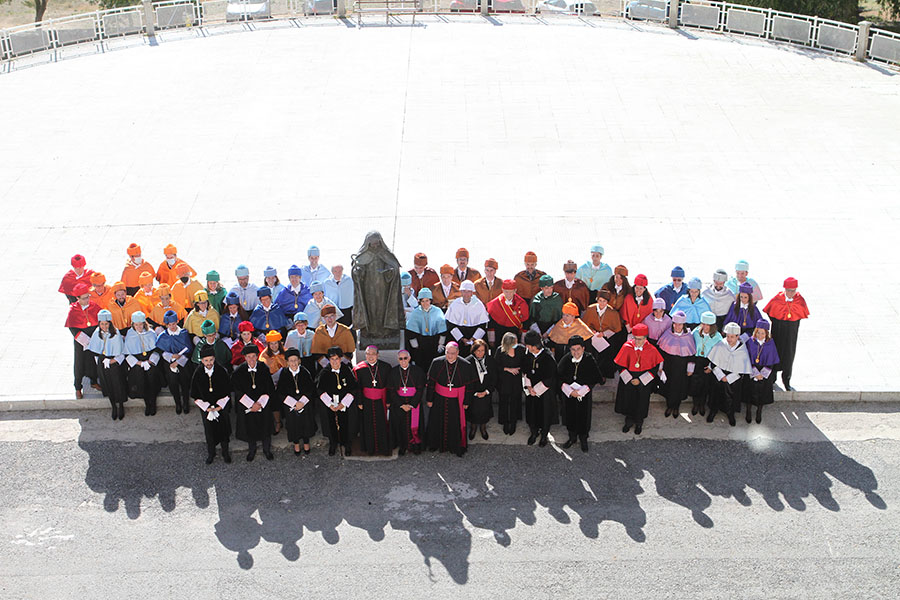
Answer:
[{"xmin": 1, "ymin": 15, "xmax": 898, "ymax": 403}]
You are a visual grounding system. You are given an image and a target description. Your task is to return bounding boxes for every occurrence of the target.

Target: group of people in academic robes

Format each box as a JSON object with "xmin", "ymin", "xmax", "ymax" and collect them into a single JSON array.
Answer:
[{"xmin": 62, "ymin": 243, "xmax": 809, "ymax": 452}]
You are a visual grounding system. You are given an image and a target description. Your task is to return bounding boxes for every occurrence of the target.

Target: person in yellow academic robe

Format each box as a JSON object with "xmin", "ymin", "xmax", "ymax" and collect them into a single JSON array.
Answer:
[{"xmin": 184, "ymin": 290, "xmax": 221, "ymax": 338}]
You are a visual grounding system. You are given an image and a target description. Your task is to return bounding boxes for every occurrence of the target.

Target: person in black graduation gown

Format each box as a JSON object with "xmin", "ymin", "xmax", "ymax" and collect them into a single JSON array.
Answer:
[
  {"xmin": 277, "ymin": 348, "xmax": 318, "ymax": 455},
  {"xmin": 316, "ymin": 346, "xmax": 358, "ymax": 456},
  {"xmin": 425, "ymin": 342, "xmax": 474, "ymax": 457},
  {"xmin": 190, "ymin": 345, "xmax": 233, "ymax": 464},
  {"xmin": 354, "ymin": 345, "xmax": 393, "ymax": 456},
  {"xmin": 494, "ymin": 331, "xmax": 526, "ymax": 435},
  {"xmin": 467, "ymin": 339, "xmax": 497, "ymax": 442},
  {"xmin": 522, "ymin": 330, "xmax": 558, "ymax": 447},
  {"xmin": 388, "ymin": 350, "xmax": 426, "ymax": 455},
  {"xmin": 232, "ymin": 344, "xmax": 276, "ymax": 461},
  {"xmin": 557, "ymin": 335, "xmax": 601, "ymax": 452}
]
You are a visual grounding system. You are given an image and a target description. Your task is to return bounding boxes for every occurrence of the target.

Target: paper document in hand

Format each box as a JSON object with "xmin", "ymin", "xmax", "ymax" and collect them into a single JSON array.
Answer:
[
  {"xmin": 725, "ymin": 372, "xmax": 741, "ymax": 384},
  {"xmin": 450, "ymin": 327, "xmax": 463, "ymax": 341},
  {"xmin": 603, "ymin": 329, "xmax": 615, "ymax": 338},
  {"xmin": 239, "ymin": 395, "xmax": 254, "ymax": 409},
  {"xmin": 126, "ymin": 355, "xmax": 138, "ymax": 368},
  {"xmin": 195, "ymin": 400, "xmax": 210, "ymax": 411},
  {"xmin": 638, "ymin": 372, "xmax": 654, "ymax": 385},
  {"xmin": 619, "ymin": 370, "xmax": 633, "ymax": 384},
  {"xmin": 176, "ymin": 355, "xmax": 188, "ymax": 367},
  {"xmin": 162, "ymin": 351, "xmax": 173, "ymax": 361},
  {"xmin": 284, "ymin": 396, "xmax": 298, "ymax": 409},
  {"xmin": 659, "ymin": 370, "xmax": 667, "ymax": 383},
  {"xmin": 712, "ymin": 366, "xmax": 726, "ymax": 380},
  {"xmin": 687, "ymin": 362, "xmax": 695, "ymax": 375},
  {"xmin": 149, "ymin": 354, "xmax": 160, "ymax": 365},
  {"xmin": 76, "ymin": 332, "xmax": 91, "ymax": 348},
  {"xmin": 258, "ymin": 394, "xmax": 269, "ymax": 408},
  {"xmin": 591, "ymin": 335, "xmax": 610, "ymax": 352},
  {"xmin": 409, "ymin": 338, "xmax": 419, "ymax": 349},
  {"xmin": 561, "ymin": 383, "xmax": 573, "ymax": 397},
  {"xmin": 760, "ymin": 367, "xmax": 772, "ymax": 378},
  {"xmin": 533, "ymin": 381, "xmax": 548, "ymax": 396},
  {"xmin": 522, "ymin": 376, "xmax": 533, "ymax": 389}
]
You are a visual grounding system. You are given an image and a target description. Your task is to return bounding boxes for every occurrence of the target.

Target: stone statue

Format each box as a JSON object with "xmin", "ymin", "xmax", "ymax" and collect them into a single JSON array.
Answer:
[{"xmin": 351, "ymin": 231, "xmax": 404, "ymax": 344}]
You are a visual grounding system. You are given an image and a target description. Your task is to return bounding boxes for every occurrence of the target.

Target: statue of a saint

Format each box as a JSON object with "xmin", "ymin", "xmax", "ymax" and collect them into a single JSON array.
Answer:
[{"xmin": 351, "ymin": 231, "xmax": 404, "ymax": 342}]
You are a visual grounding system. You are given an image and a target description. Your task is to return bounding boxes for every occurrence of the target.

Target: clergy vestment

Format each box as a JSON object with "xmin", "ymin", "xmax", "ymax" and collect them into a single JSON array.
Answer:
[
  {"xmin": 425, "ymin": 356, "xmax": 474, "ymax": 456},
  {"xmin": 354, "ymin": 359, "xmax": 393, "ymax": 456},
  {"xmin": 388, "ymin": 363, "xmax": 426, "ymax": 454}
]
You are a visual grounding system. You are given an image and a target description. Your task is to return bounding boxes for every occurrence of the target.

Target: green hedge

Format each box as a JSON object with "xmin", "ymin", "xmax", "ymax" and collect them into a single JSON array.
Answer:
[{"xmin": 734, "ymin": 0, "xmax": 859, "ymax": 24}]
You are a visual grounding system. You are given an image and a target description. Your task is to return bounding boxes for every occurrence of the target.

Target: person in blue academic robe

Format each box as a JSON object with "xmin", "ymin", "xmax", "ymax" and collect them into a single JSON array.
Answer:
[
  {"xmin": 405, "ymin": 288, "xmax": 448, "ymax": 370},
  {"xmin": 155, "ymin": 309, "xmax": 195, "ymax": 415},
  {"xmin": 218, "ymin": 292, "xmax": 247, "ymax": 342},
  {"xmin": 303, "ymin": 281, "xmax": 343, "ymax": 329},
  {"xmin": 654, "ymin": 266, "xmax": 688, "ymax": 311},
  {"xmin": 285, "ymin": 311, "xmax": 318, "ymax": 375},
  {"xmin": 301, "ymin": 245, "xmax": 331, "ymax": 287},
  {"xmin": 671, "ymin": 277, "xmax": 712, "ymax": 328},
  {"xmin": 723, "ymin": 282, "xmax": 763, "ymax": 336},
  {"xmin": 250, "ymin": 286, "xmax": 290, "ymax": 337},
  {"xmin": 276, "ymin": 265, "xmax": 312, "ymax": 319},
  {"xmin": 124, "ymin": 311, "xmax": 161, "ymax": 417}
]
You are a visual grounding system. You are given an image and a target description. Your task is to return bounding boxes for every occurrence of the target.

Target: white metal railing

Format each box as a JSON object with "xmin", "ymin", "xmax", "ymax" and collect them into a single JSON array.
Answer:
[{"xmin": 0, "ymin": 0, "xmax": 898, "ymax": 71}]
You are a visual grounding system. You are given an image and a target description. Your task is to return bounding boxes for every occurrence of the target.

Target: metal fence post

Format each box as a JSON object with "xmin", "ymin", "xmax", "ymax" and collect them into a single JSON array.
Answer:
[
  {"xmin": 855, "ymin": 20, "xmax": 871, "ymax": 62},
  {"xmin": 668, "ymin": 0, "xmax": 678, "ymax": 28},
  {"xmin": 143, "ymin": 0, "xmax": 156, "ymax": 36}
]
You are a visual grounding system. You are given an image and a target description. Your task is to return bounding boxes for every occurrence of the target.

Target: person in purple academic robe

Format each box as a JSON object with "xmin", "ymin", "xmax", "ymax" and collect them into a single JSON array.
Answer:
[
  {"xmin": 658, "ymin": 311, "xmax": 697, "ymax": 418},
  {"xmin": 724, "ymin": 282, "xmax": 763, "ymax": 336},
  {"xmin": 745, "ymin": 318, "xmax": 780, "ymax": 424},
  {"xmin": 643, "ymin": 297, "xmax": 673, "ymax": 345}
]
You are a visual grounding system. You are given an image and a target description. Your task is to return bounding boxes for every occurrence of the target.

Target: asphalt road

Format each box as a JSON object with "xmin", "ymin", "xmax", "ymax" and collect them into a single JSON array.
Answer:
[{"xmin": 0, "ymin": 404, "xmax": 898, "ymax": 599}]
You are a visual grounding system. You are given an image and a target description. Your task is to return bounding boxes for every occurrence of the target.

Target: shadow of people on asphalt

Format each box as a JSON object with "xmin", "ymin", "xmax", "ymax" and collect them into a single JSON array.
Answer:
[{"xmin": 74, "ymin": 404, "xmax": 887, "ymax": 582}]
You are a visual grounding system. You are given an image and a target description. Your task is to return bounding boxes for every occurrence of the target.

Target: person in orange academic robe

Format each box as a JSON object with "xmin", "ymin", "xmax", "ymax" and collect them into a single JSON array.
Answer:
[
  {"xmin": 451, "ymin": 248, "xmax": 482, "ymax": 285},
  {"xmin": 763, "ymin": 276, "xmax": 810, "ymax": 391},
  {"xmin": 431, "ymin": 265, "xmax": 461, "ymax": 311},
  {"xmin": 553, "ymin": 260, "xmax": 591, "ymax": 313},
  {"xmin": 150, "ymin": 284, "xmax": 187, "ymax": 328},
  {"xmin": 155, "ymin": 243, "xmax": 195, "ymax": 287},
  {"xmin": 134, "ymin": 272, "xmax": 159, "ymax": 316},
  {"xmin": 474, "ymin": 258, "xmax": 503, "ymax": 307},
  {"xmin": 121, "ymin": 243, "xmax": 156, "ymax": 296},
  {"xmin": 107, "ymin": 282, "xmax": 142, "ymax": 331},
  {"xmin": 407, "ymin": 252, "xmax": 440, "ymax": 296},
  {"xmin": 88, "ymin": 272, "xmax": 114, "ymax": 312},
  {"xmin": 513, "ymin": 251, "xmax": 546, "ymax": 303},
  {"xmin": 601, "ymin": 265, "xmax": 631, "ymax": 311},
  {"xmin": 171, "ymin": 263, "xmax": 203, "ymax": 313}
]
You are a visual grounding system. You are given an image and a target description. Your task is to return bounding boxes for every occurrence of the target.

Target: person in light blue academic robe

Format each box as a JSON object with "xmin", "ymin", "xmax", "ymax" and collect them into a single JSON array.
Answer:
[
  {"xmin": 303, "ymin": 281, "xmax": 343, "ymax": 329},
  {"xmin": 250, "ymin": 286, "xmax": 290, "ymax": 336},
  {"xmin": 284, "ymin": 311, "xmax": 317, "ymax": 374},
  {"xmin": 725, "ymin": 259, "xmax": 763, "ymax": 303},
  {"xmin": 671, "ymin": 277, "xmax": 711, "ymax": 326},
  {"xmin": 276, "ymin": 265, "xmax": 312, "ymax": 319},
  {"xmin": 576, "ymin": 244, "xmax": 613, "ymax": 303},
  {"xmin": 88, "ymin": 310, "xmax": 128, "ymax": 416},
  {"xmin": 262, "ymin": 266, "xmax": 286, "ymax": 299},
  {"xmin": 324, "ymin": 264, "xmax": 354, "ymax": 327},
  {"xmin": 655, "ymin": 266, "xmax": 688, "ymax": 311},
  {"xmin": 124, "ymin": 311, "xmax": 161, "ymax": 416},
  {"xmin": 230, "ymin": 264, "xmax": 259, "ymax": 312},
  {"xmin": 300, "ymin": 245, "xmax": 330, "ymax": 287},
  {"xmin": 405, "ymin": 288, "xmax": 448, "ymax": 369}
]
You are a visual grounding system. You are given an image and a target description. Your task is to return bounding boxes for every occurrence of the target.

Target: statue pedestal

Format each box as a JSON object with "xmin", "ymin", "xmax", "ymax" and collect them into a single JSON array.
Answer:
[{"xmin": 355, "ymin": 330, "xmax": 405, "ymax": 366}]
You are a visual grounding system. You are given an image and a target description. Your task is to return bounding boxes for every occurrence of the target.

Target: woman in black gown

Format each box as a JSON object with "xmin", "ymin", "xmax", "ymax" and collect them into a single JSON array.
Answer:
[
  {"xmin": 493, "ymin": 331, "xmax": 525, "ymax": 435},
  {"xmin": 467, "ymin": 339, "xmax": 497, "ymax": 441},
  {"xmin": 277, "ymin": 348, "xmax": 318, "ymax": 455}
]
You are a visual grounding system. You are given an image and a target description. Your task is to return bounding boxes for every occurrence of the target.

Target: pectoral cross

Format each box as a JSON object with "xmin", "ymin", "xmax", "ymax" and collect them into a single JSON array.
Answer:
[{"xmin": 448, "ymin": 382, "xmax": 454, "ymax": 391}]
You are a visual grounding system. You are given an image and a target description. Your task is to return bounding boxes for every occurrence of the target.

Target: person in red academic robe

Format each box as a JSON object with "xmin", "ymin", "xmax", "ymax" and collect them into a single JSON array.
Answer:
[
  {"xmin": 231, "ymin": 321, "xmax": 265, "ymax": 366},
  {"xmin": 613, "ymin": 323, "xmax": 664, "ymax": 435},
  {"xmin": 763, "ymin": 277, "xmax": 809, "ymax": 391},
  {"xmin": 65, "ymin": 282, "xmax": 102, "ymax": 398},
  {"xmin": 354, "ymin": 346, "xmax": 393, "ymax": 456},
  {"xmin": 59, "ymin": 254, "xmax": 94, "ymax": 304},
  {"xmin": 485, "ymin": 279, "xmax": 530, "ymax": 346},
  {"xmin": 619, "ymin": 274, "xmax": 654, "ymax": 332}
]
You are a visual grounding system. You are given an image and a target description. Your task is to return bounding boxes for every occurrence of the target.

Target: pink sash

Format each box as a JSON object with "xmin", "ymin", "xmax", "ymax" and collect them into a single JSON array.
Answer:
[
  {"xmin": 397, "ymin": 386, "xmax": 420, "ymax": 444},
  {"xmin": 362, "ymin": 386, "xmax": 388, "ymax": 416},
  {"xmin": 435, "ymin": 382, "xmax": 467, "ymax": 448}
]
